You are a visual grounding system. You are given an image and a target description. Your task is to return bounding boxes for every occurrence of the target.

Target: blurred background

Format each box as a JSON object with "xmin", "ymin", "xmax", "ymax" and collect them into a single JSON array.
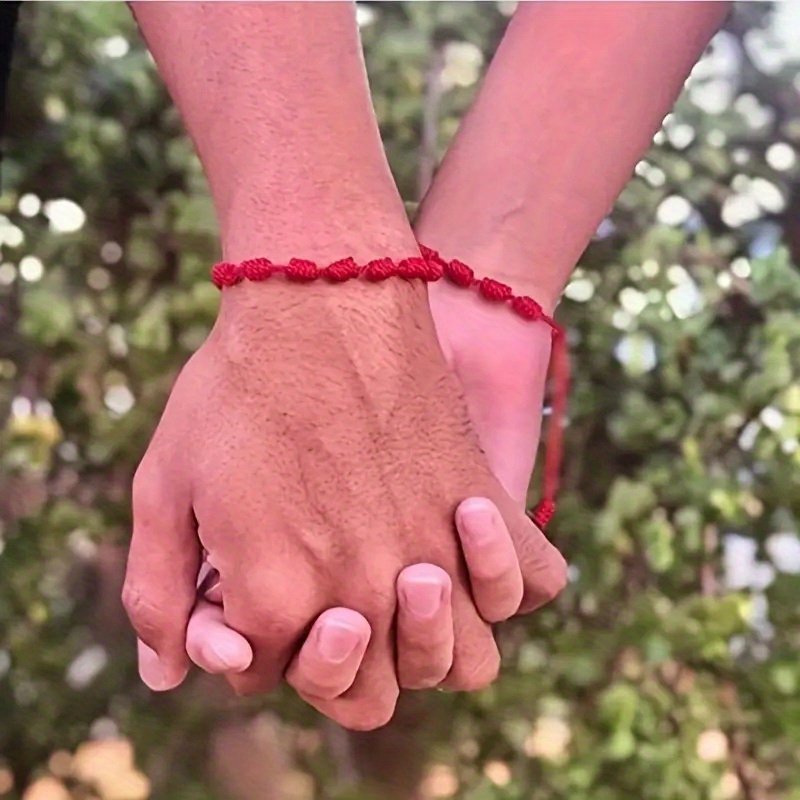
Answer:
[{"xmin": 1, "ymin": 2, "xmax": 800, "ymax": 799}]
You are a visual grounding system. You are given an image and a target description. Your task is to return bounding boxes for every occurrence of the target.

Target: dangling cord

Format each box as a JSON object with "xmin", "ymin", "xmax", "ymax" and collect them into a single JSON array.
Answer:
[
  {"xmin": 529, "ymin": 322, "xmax": 569, "ymax": 529},
  {"xmin": 416, "ymin": 246, "xmax": 569, "ymax": 531}
]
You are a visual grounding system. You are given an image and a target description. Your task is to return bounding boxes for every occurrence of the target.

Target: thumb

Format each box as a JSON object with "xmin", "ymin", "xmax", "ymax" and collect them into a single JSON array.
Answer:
[
  {"xmin": 123, "ymin": 463, "xmax": 200, "ymax": 690},
  {"xmin": 186, "ymin": 598, "xmax": 253, "ymax": 675}
]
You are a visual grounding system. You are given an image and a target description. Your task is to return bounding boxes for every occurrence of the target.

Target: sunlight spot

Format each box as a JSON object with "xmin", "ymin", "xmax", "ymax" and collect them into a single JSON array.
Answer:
[
  {"xmin": 697, "ymin": 729, "xmax": 728, "ymax": 762},
  {"xmin": 19, "ymin": 256, "xmax": 44, "ymax": 282},
  {"xmin": 766, "ymin": 142, "xmax": 796, "ymax": 171},
  {"xmin": 104, "ymin": 385, "xmax": 135, "ymax": 416},
  {"xmin": 18, "ymin": 194, "xmax": 41, "ymax": 217},
  {"xmin": 642, "ymin": 259, "xmax": 660, "ymax": 278},
  {"xmin": 731, "ymin": 257, "xmax": 751, "ymax": 278},
  {"xmin": 657, "ymin": 195, "xmax": 692, "ymax": 226},
  {"xmin": 0, "ymin": 263, "xmax": 16, "ymax": 285},
  {"xmin": 751, "ymin": 178, "xmax": 785, "ymax": 213},
  {"xmin": 45, "ymin": 199, "xmax": 86, "ymax": 234},
  {"xmin": 615, "ymin": 332, "xmax": 657, "ymax": 375},
  {"xmin": 66, "ymin": 645, "xmax": 108, "ymax": 689},
  {"xmin": 619, "ymin": 287, "xmax": 648, "ymax": 316},
  {"xmin": 564, "ymin": 277, "xmax": 594, "ymax": 302},
  {"xmin": 721, "ymin": 194, "xmax": 760, "ymax": 227},
  {"xmin": 442, "ymin": 42, "xmax": 484, "ymax": 89},
  {"xmin": 98, "ymin": 35, "xmax": 129, "ymax": 59}
]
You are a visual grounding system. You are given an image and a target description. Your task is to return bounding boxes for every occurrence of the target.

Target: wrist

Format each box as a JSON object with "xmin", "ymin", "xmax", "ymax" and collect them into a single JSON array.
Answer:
[
  {"xmin": 217, "ymin": 153, "xmax": 417, "ymax": 262},
  {"xmin": 412, "ymin": 222, "xmax": 562, "ymax": 315},
  {"xmin": 213, "ymin": 271, "xmax": 432, "ymax": 366},
  {"xmin": 428, "ymin": 278, "xmax": 552, "ymax": 385}
]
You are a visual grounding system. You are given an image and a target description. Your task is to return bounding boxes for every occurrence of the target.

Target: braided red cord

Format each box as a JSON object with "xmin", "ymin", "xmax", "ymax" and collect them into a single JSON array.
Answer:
[{"xmin": 211, "ymin": 246, "xmax": 569, "ymax": 530}]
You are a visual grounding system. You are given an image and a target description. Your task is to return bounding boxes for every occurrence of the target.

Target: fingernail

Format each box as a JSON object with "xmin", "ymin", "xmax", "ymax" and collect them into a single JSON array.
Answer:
[
  {"xmin": 401, "ymin": 578, "xmax": 444, "ymax": 619},
  {"xmin": 203, "ymin": 579, "xmax": 223, "ymax": 605},
  {"xmin": 138, "ymin": 640, "xmax": 168, "ymax": 691},
  {"xmin": 207, "ymin": 638, "xmax": 249, "ymax": 673},
  {"xmin": 316, "ymin": 621, "xmax": 361, "ymax": 663},
  {"xmin": 458, "ymin": 502, "xmax": 500, "ymax": 547}
]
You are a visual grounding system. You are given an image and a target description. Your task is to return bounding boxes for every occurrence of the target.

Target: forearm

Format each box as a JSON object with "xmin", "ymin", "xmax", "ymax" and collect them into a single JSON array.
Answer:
[
  {"xmin": 131, "ymin": 1, "xmax": 414, "ymax": 263},
  {"xmin": 415, "ymin": 1, "xmax": 730, "ymax": 311}
]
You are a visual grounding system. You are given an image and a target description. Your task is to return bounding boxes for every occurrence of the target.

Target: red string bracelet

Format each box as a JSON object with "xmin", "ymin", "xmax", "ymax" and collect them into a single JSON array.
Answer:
[{"xmin": 211, "ymin": 247, "xmax": 569, "ymax": 530}]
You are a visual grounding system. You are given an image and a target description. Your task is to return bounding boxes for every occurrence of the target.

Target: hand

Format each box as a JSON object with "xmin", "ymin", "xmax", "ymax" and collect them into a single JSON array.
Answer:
[
  {"xmin": 123, "ymin": 275, "xmax": 565, "ymax": 729},
  {"xmin": 177, "ymin": 493, "xmax": 533, "ymax": 696},
  {"xmin": 428, "ymin": 279, "xmax": 554, "ymax": 507},
  {"xmin": 168, "ymin": 270, "xmax": 561, "ymax": 727}
]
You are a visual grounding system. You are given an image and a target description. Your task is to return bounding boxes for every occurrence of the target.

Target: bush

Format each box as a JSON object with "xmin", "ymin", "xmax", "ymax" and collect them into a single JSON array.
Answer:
[{"xmin": 1, "ymin": 3, "xmax": 799, "ymax": 799}]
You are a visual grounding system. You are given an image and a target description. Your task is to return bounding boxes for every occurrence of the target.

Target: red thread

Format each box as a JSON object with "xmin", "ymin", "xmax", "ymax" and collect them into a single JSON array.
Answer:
[
  {"xmin": 210, "ymin": 247, "xmax": 569, "ymax": 528},
  {"xmin": 285, "ymin": 258, "xmax": 320, "ymax": 282},
  {"xmin": 511, "ymin": 295, "xmax": 543, "ymax": 320},
  {"xmin": 540, "ymin": 321, "xmax": 569, "ymax": 515},
  {"xmin": 363, "ymin": 258, "xmax": 397, "ymax": 282},
  {"xmin": 531, "ymin": 499, "xmax": 556, "ymax": 529},
  {"xmin": 478, "ymin": 277, "xmax": 513, "ymax": 302},
  {"xmin": 444, "ymin": 259, "xmax": 475, "ymax": 287},
  {"xmin": 325, "ymin": 257, "xmax": 361, "ymax": 282},
  {"xmin": 241, "ymin": 258, "xmax": 273, "ymax": 282},
  {"xmin": 418, "ymin": 244, "xmax": 448, "ymax": 273},
  {"xmin": 211, "ymin": 261, "xmax": 241, "ymax": 288},
  {"xmin": 398, "ymin": 256, "xmax": 439, "ymax": 281}
]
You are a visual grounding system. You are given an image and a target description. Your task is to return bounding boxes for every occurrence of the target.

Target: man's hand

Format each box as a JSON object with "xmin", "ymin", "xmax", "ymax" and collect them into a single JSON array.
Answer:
[
  {"xmin": 180, "ymin": 494, "xmax": 538, "ymax": 701},
  {"xmin": 123, "ymin": 275, "xmax": 565, "ymax": 730},
  {"xmin": 169, "ymin": 264, "xmax": 561, "ymax": 728}
]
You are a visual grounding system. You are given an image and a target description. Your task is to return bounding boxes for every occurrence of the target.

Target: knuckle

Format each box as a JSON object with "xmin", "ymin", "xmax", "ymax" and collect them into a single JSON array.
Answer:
[
  {"xmin": 469, "ymin": 551, "xmax": 516, "ymax": 584},
  {"xmin": 131, "ymin": 461, "xmax": 157, "ymax": 513},
  {"xmin": 290, "ymin": 659, "xmax": 357, "ymax": 701},
  {"xmin": 480, "ymin": 601, "xmax": 519, "ymax": 626},
  {"xmin": 227, "ymin": 671, "xmax": 281, "ymax": 697},
  {"xmin": 398, "ymin": 601, "xmax": 453, "ymax": 650},
  {"xmin": 547, "ymin": 550, "xmax": 569, "ymax": 598},
  {"xmin": 243, "ymin": 604, "xmax": 307, "ymax": 644},
  {"xmin": 448, "ymin": 646, "xmax": 501, "ymax": 692},
  {"xmin": 400, "ymin": 658, "xmax": 452, "ymax": 690},
  {"xmin": 339, "ymin": 700, "xmax": 397, "ymax": 732},
  {"xmin": 121, "ymin": 582, "xmax": 166, "ymax": 639},
  {"xmin": 228, "ymin": 575, "xmax": 314, "ymax": 639},
  {"xmin": 523, "ymin": 547, "xmax": 569, "ymax": 610},
  {"xmin": 481, "ymin": 583, "xmax": 524, "ymax": 623},
  {"xmin": 120, "ymin": 582, "xmax": 139, "ymax": 622},
  {"xmin": 399, "ymin": 624, "xmax": 450, "ymax": 652},
  {"xmin": 296, "ymin": 679, "xmax": 343, "ymax": 701}
]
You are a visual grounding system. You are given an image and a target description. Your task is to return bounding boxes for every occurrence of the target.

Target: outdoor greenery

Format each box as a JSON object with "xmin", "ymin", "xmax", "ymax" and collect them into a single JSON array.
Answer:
[{"xmin": 1, "ymin": 3, "xmax": 799, "ymax": 799}]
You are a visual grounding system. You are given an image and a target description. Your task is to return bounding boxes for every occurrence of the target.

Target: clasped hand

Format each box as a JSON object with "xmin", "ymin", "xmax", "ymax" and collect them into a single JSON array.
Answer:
[{"xmin": 124, "ymin": 269, "xmax": 566, "ymax": 730}]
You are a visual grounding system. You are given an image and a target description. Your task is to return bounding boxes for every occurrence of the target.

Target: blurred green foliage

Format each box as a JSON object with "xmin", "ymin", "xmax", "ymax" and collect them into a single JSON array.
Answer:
[{"xmin": 1, "ymin": 3, "xmax": 800, "ymax": 799}]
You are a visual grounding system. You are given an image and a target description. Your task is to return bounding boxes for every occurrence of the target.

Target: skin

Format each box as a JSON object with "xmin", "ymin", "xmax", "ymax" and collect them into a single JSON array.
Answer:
[
  {"xmin": 177, "ymin": 1, "xmax": 731, "ymax": 724},
  {"xmin": 182, "ymin": 494, "xmax": 529, "ymax": 690},
  {"xmin": 124, "ymin": 1, "xmax": 566, "ymax": 732},
  {"xmin": 418, "ymin": 1, "xmax": 732, "ymax": 310},
  {"xmin": 174, "ymin": 300, "xmax": 554, "ymax": 712},
  {"xmin": 127, "ymin": 276, "xmax": 564, "ymax": 730}
]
